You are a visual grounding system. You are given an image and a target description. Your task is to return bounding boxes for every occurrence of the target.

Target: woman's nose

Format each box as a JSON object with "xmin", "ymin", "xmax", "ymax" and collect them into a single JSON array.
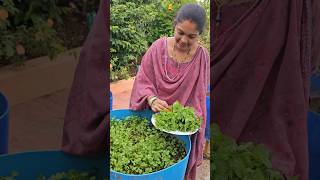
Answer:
[{"xmin": 181, "ymin": 36, "xmax": 188, "ymax": 44}]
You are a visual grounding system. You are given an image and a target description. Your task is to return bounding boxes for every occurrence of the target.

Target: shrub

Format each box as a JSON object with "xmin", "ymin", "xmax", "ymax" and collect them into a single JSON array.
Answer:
[
  {"xmin": 110, "ymin": 0, "xmax": 210, "ymax": 81},
  {"xmin": 0, "ymin": 0, "xmax": 70, "ymax": 66}
]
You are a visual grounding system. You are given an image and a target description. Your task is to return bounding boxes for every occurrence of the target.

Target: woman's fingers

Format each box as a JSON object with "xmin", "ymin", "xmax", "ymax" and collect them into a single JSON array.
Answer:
[
  {"xmin": 150, "ymin": 98, "xmax": 170, "ymax": 112},
  {"xmin": 151, "ymin": 106, "xmax": 158, "ymax": 112},
  {"xmin": 152, "ymin": 105, "xmax": 162, "ymax": 113},
  {"xmin": 157, "ymin": 103, "xmax": 167, "ymax": 110},
  {"xmin": 158, "ymin": 100, "xmax": 169, "ymax": 108},
  {"xmin": 154, "ymin": 103, "xmax": 166, "ymax": 112}
]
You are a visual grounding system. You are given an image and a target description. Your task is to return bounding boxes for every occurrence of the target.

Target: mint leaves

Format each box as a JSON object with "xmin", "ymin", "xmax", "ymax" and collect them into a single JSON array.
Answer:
[
  {"xmin": 154, "ymin": 101, "xmax": 202, "ymax": 132},
  {"xmin": 110, "ymin": 116, "xmax": 186, "ymax": 174}
]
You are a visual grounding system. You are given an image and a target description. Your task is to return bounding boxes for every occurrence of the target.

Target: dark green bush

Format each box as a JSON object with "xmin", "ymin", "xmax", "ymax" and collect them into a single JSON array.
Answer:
[
  {"xmin": 0, "ymin": 0, "xmax": 70, "ymax": 66},
  {"xmin": 110, "ymin": 0, "xmax": 210, "ymax": 81}
]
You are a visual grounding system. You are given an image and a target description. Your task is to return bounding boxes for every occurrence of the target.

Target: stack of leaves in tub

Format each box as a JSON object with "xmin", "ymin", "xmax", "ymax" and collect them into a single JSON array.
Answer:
[
  {"xmin": 110, "ymin": 116, "xmax": 186, "ymax": 174},
  {"xmin": 154, "ymin": 101, "xmax": 202, "ymax": 132}
]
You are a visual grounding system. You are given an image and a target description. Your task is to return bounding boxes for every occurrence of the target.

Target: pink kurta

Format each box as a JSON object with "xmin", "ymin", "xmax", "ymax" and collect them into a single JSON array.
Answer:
[{"xmin": 129, "ymin": 37, "xmax": 209, "ymax": 180}]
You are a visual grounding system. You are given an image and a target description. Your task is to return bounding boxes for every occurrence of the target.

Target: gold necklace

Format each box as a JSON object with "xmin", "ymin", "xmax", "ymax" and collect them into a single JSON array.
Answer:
[{"xmin": 171, "ymin": 43, "xmax": 191, "ymax": 67}]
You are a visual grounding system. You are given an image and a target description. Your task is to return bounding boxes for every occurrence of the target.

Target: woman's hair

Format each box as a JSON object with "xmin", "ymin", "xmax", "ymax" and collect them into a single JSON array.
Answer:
[{"xmin": 174, "ymin": 3, "xmax": 206, "ymax": 34}]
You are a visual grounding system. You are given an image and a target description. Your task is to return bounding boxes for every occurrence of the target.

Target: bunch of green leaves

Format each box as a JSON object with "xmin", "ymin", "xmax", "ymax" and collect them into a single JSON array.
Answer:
[
  {"xmin": 111, "ymin": 116, "xmax": 186, "ymax": 174},
  {"xmin": 154, "ymin": 101, "xmax": 202, "ymax": 132},
  {"xmin": 211, "ymin": 124, "xmax": 299, "ymax": 180},
  {"xmin": 0, "ymin": 0, "xmax": 69, "ymax": 66}
]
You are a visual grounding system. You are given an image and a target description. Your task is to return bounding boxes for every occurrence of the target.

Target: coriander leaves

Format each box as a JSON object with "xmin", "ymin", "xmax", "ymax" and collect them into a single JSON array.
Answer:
[
  {"xmin": 154, "ymin": 101, "xmax": 202, "ymax": 132},
  {"xmin": 110, "ymin": 116, "xmax": 186, "ymax": 175}
]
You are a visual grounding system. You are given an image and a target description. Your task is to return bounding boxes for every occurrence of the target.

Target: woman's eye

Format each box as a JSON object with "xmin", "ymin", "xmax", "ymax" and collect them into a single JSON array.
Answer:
[{"xmin": 179, "ymin": 32, "xmax": 184, "ymax": 35}]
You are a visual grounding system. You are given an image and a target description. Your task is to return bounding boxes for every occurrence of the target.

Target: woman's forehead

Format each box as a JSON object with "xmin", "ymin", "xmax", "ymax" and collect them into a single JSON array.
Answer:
[{"xmin": 176, "ymin": 20, "xmax": 199, "ymax": 35}]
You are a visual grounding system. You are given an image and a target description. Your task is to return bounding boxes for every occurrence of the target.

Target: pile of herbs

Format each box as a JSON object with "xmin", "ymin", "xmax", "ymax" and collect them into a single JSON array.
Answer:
[
  {"xmin": 0, "ymin": 170, "xmax": 97, "ymax": 180},
  {"xmin": 211, "ymin": 124, "xmax": 298, "ymax": 180},
  {"xmin": 110, "ymin": 116, "xmax": 186, "ymax": 174},
  {"xmin": 154, "ymin": 101, "xmax": 202, "ymax": 132}
]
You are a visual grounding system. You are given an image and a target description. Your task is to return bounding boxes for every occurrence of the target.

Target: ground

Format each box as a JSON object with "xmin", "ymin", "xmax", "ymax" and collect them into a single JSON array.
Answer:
[{"xmin": 9, "ymin": 89, "xmax": 69, "ymax": 152}]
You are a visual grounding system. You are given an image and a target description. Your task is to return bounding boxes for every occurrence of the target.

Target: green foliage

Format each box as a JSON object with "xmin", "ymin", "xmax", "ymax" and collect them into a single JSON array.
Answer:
[
  {"xmin": 110, "ymin": 66, "xmax": 131, "ymax": 81},
  {"xmin": 111, "ymin": 116, "xmax": 186, "ymax": 174},
  {"xmin": 154, "ymin": 101, "xmax": 202, "ymax": 132},
  {"xmin": 110, "ymin": 2, "xmax": 149, "ymax": 79},
  {"xmin": 198, "ymin": 0, "xmax": 210, "ymax": 52},
  {"xmin": 0, "ymin": 0, "xmax": 69, "ymax": 66},
  {"xmin": 110, "ymin": 0, "xmax": 210, "ymax": 81},
  {"xmin": 211, "ymin": 124, "xmax": 299, "ymax": 180},
  {"xmin": 12, "ymin": 1, "xmax": 71, "ymax": 26}
]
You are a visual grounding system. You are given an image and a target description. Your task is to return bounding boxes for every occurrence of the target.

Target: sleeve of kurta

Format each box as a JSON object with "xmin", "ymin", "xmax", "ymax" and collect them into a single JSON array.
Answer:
[
  {"xmin": 61, "ymin": 0, "xmax": 107, "ymax": 156},
  {"xmin": 129, "ymin": 42, "xmax": 158, "ymax": 110}
]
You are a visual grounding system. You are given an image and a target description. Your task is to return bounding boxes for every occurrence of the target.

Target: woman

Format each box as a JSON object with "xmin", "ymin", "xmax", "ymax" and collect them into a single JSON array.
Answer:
[
  {"xmin": 213, "ymin": 0, "xmax": 319, "ymax": 179},
  {"xmin": 129, "ymin": 3, "xmax": 209, "ymax": 180}
]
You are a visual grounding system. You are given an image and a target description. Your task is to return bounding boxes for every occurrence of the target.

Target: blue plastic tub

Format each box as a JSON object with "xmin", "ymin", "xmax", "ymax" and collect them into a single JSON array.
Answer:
[
  {"xmin": 0, "ymin": 150, "xmax": 107, "ymax": 179},
  {"xmin": 110, "ymin": 109, "xmax": 191, "ymax": 180},
  {"xmin": 308, "ymin": 111, "xmax": 320, "ymax": 180},
  {"xmin": 110, "ymin": 91, "xmax": 113, "ymax": 110},
  {"xmin": 0, "ymin": 92, "xmax": 9, "ymax": 155}
]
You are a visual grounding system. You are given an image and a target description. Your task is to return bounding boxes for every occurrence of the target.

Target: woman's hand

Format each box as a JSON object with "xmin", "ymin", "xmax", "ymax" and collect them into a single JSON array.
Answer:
[{"xmin": 148, "ymin": 96, "xmax": 170, "ymax": 112}]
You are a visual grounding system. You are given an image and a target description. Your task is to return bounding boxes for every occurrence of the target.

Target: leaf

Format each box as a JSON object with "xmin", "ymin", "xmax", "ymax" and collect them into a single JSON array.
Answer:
[
  {"xmin": 212, "ymin": 123, "xmax": 286, "ymax": 180},
  {"xmin": 110, "ymin": 116, "xmax": 186, "ymax": 174}
]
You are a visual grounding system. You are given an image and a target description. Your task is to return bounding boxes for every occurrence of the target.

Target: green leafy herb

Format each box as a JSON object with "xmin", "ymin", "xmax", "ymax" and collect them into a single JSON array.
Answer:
[
  {"xmin": 154, "ymin": 101, "xmax": 202, "ymax": 132},
  {"xmin": 110, "ymin": 116, "xmax": 186, "ymax": 174},
  {"xmin": 212, "ymin": 124, "xmax": 299, "ymax": 180}
]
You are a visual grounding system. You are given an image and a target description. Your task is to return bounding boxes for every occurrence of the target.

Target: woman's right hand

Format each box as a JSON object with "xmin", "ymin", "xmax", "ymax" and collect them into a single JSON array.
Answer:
[{"xmin": 148, "ymin": 97, "xmax": 170, "ymax": 112}]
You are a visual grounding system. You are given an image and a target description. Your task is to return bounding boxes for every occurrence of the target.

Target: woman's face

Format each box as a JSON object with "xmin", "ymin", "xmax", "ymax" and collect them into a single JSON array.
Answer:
[{"xmin": 174, "ymin": 20, "xmax": 200, "ymax": 51}]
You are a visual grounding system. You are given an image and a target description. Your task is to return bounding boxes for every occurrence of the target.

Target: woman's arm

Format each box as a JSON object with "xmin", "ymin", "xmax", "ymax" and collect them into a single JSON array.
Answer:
[{"xmin": 129, "ymin": 43, "xmax": 158, "ymax": 110}]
